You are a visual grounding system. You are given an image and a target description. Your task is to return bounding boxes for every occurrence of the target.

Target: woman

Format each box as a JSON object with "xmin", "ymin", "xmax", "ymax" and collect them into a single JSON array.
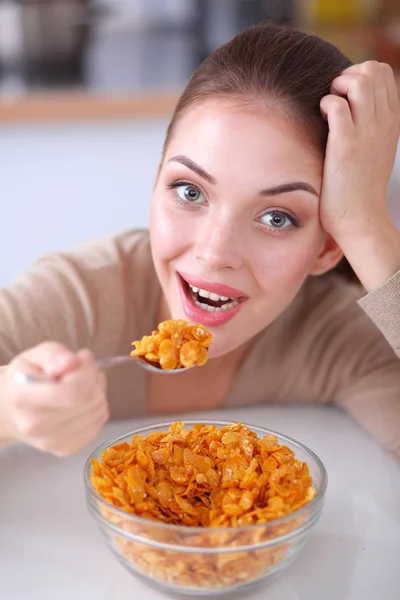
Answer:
[{"xmin": 0, "ymin": 23, "xmax": 399, "ymax": 458}]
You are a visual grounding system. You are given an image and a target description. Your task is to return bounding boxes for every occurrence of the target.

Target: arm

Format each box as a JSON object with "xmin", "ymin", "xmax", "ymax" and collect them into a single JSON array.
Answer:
[
  {"xmin": 0, "ymin": 254, "xmax": 97, "ymax": 448},
  {"xmin": 0, "ymin": 343, "xmax": 109, "ymax": 455},
  {"xmin": 334, "ymin": 385, "xmax": 400, "ymax": 461},
  {"xmin": 320, "ymin": 61, "xmax": 400, "ymax": 292},
  {"xmin": 332, "ymin": 308, "xmax": 400, "ymax": 460},
  {"xmin": 286, "ymin": 275, "xmax": 400, "ymax": 460},
  {"xmin": 0, "ymin": 234, "xmax": 129, "ymax": 366},
  {"xmin": 329, "ymin": 305, "xmax": 400, "ymax": 460},
  {"xmin": 358, "ymin": 269, "xmax": 400, "ymax": 357},
  {"xmin": 315, "ymin": 63, "xmax": 400, "ymax": 457},
  {"xmin": 0, "ymin": 231, "xmax": 139, "ymax": 454},
  {"xmin": 0, "ymin": 256, "xmax": 95, "ymax": 363},
  {"xmin": 333, "ymin": 357, "xmax": 400, "ymax": 461},
  {"xmin": 0, "ymin": 366, "xmax": 15, "ymax": 448}
]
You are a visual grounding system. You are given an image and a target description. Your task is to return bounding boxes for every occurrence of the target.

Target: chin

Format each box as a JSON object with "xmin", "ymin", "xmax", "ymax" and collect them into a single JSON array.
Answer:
[{"xmin": 206, "ymin": 340, "xmax": 232, "ymax": 359}]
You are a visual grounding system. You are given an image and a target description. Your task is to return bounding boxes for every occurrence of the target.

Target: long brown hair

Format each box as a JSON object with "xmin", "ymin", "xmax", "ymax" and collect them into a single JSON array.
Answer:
[{"xmin": 163, "ymin": 22, "xmax": 357, "ymax": 282}]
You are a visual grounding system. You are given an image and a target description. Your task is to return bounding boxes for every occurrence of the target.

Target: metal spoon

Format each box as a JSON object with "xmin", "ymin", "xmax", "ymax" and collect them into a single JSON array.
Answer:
[{"xmin": 14, "ymin": 355, "xmax": 192, "ymax": 384}]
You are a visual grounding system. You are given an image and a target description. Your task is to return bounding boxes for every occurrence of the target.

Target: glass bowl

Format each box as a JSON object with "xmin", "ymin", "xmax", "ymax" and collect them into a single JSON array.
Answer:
[{"xmin": 84, "ymin": 420, "xmax": 327, "ymax": 598}]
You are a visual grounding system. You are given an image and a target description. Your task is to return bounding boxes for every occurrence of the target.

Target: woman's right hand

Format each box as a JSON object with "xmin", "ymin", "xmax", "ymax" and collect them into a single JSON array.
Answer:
[{"xmin": 0, "ymin": 342, "xmax": 109, "ymax": 456}]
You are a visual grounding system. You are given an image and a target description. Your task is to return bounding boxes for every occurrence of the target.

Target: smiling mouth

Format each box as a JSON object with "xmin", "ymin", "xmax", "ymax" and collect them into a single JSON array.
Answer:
[{"xmin": 181, "ymin": 277, "xmax": 244, "ymax": 313}]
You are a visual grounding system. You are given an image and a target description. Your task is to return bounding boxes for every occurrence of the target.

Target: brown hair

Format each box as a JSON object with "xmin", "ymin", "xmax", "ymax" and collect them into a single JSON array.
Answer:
[{"xmin": 163, "ymin": 22, "xmax": 357, "ymax": 282}]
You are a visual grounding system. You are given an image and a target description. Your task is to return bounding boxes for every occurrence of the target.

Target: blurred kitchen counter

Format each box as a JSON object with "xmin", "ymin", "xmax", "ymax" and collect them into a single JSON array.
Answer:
[
  {"xmin": 1, "ymin": 77, "xmax": 399, "ymax": 124},
  {"xmin": 0, "ymin": 89, "xmax": 181, "ymax": 123},
  {"xmin": 0, "ymin": 22, "xmax": 399, "ymax": 124}
]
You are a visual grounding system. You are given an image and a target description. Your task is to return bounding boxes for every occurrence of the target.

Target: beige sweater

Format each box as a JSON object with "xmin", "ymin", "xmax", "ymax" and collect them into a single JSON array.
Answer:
[{"xmin": 1, "ymin": 230, "xmax": 399, "ymax": 458}]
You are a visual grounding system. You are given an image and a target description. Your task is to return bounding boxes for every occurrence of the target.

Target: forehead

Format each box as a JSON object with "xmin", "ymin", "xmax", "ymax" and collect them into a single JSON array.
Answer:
[{"xmin": 165, "ymin": 99, "xmax": 323, "ymax": 179}]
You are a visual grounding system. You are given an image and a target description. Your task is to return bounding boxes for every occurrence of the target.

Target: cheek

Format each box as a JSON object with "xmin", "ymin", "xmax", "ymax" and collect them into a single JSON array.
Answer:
[
  {"xmin": 250, "ymin": 230, "xmax": 324, "ymax": 290},
  {"xmin": 150, "ymin": 198, "xmax": 189, "ymax": 266}
]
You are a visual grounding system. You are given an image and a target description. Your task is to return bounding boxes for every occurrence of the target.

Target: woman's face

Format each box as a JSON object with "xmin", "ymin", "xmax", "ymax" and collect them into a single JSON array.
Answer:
[{"xmin": 151, "ymin": 99, "xmax": 331, "ymax": 357}]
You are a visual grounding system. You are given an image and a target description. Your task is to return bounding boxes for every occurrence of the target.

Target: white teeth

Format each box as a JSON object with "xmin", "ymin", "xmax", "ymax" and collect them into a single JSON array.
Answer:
[
  {"xmin": 198, "ymin": 288, "xmax": 211, "ymax": 299},
  {"xmin": 209, "ymin": 292, "xmax": 221, "ymax": 302},
  {"xmin": 193, "ymin": 298, "xmax": 239, "ymax": 312},
  {"xmin": 188, "ymin": 283, "xmax": 234, "ymax": 303}
]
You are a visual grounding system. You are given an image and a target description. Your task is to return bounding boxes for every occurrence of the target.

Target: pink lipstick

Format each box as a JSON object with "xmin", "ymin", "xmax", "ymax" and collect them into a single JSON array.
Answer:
[
  {"xmin": 179, "ymin": 272, "xmax": 245, "ymax": 298},
  {"xmin": 177, "ymin": 272, "xmax": 248, "ymax": 327}
]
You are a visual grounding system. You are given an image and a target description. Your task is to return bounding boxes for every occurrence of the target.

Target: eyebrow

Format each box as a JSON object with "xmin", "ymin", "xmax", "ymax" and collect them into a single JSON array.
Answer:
[
  {"xmin": 168, "ymin": 155, "xmax": 318, "ymax": 197},
  {"xmin": 259, "ymin": 182, "xmax": 319, "ymax": 197},
  {"xmin": 168, "ymin": 155, "xmax": 217, "ymax": 185}
]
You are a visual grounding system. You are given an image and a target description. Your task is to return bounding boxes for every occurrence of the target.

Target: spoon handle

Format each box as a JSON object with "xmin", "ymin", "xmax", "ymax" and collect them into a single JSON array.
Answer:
[
  {"xmin": 13, "ymin": 355, "xmax": 191, "ymax": 383},
  {"xmin": 13, "ymin": 355, "xmax": 134, "ymax": 384}
]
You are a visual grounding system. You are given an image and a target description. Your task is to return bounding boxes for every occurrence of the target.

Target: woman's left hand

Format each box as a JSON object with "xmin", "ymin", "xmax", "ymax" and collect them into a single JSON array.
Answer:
[{"xmin": 320, "ymin": 60, "xmax": 400, "ymax": 291}]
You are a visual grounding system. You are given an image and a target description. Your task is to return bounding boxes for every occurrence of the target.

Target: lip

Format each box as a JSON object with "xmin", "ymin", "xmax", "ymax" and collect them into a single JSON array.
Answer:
[
  {"xmin": 177, "ymin": 273, "xmax": 247, "ymax": 327},
  {"xmin": 178, "ymin": 271, "xmax": 247, "ymax": 299}
]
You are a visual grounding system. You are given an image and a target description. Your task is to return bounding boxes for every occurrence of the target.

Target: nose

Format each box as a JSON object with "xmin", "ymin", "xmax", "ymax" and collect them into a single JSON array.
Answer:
[{"xmin": 193, "ymin": 210, "xmax": 244, "ymax": 271}]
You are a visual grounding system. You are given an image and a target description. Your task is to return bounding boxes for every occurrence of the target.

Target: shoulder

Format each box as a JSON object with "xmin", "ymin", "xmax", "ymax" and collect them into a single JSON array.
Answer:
[
  {"xmin": 301, "ymin": 271, "xmax": 363, "ymax": 314},
  {"xmin": 29, "ymin": 229, "xmax": 152, "ymax": 280},
  {"xmin": 245, "ymin": 272, "xmax": 369, "ymax": 376},
  {"xmin": 299, "ymin": 271, "xmax": 400, "ymax": 359},
  {"xmin": 252, "ymin": 272, "xmax": 368, "ymax": 360},
  {"xmin": 14, "ymin": 228, "xmax": 155, "ymax": 319},
  {"xmin": 292, "ymin": 272, "xmax": 389, "ymax": 355},
  {"xmin": 293, "ymin": 273, "xmax": 399, "ymax": 384},
  {"xmin": 265, "ymin": 272, "xmax": 398, "ymax": 400},
  {"xmin": 45, "ymin": 228, "xmax": 151, "ymax": 269}
]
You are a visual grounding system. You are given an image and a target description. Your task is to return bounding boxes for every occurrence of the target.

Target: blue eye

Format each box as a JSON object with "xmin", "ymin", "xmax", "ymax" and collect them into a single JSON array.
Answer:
[
  {"xmin": 175, "ymin": 184, "xmax": 204, "ymax": 203},
  {"xmin": 259, "ymin": 210, "xmax": 297, "ymax": 229}
]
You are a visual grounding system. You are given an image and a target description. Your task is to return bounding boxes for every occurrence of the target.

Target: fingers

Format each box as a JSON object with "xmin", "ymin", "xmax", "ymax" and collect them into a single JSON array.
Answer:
[
  {"xmin": 76, "ymin": 348, "xmax": 96, "ymax": 366},
  {"xmin": 12, "ymin": 342, "xmax": 82, "ymax": 378},
  {"xmin": 14, "ymin": 362, "xmax": 105, "ymax": 413},
  {"xmin": 321, "ymin": 60, "xmax": 400, "ymax": 140},
  {"xmin": 320, "ymin": 94, "xmax": 354, "ymax": 138},
  {"xmin": 344, "ymin": 61, "xmax": 400, "ymax": 115},
  {"xmin": 9, "ymin": 344, "xmax": 98, "ymax": 412},
  {"xmin": 330, "ymin": 72, "xmax": 375, "ymax": 123},
  {"xmin": 341, "ymin": 62, "xmax": 386, "ymax": 117},
  {"xmin": 381, "ymin": 63, "xmax": 400, "ymax": 115},
  {"xmin": 11, "ymin": 366, "xmax": 109, "ymax": 454},
  {"xmin": 2, "ymin": 341, "xmax": 109, "ymax": 456},
  {"xmin": 35, "ymin": 403, "xmax": 109, "ymax": 457},
  {"xmin": 331, "ymin": 61, "xmax": 399, "ymax": 122}
]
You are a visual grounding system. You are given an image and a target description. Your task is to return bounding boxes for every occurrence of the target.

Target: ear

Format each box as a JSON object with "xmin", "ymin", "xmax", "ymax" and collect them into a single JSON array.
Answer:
[{"xmin": 309, "ymin": 234, "xmax": 344, "ymax": 276}]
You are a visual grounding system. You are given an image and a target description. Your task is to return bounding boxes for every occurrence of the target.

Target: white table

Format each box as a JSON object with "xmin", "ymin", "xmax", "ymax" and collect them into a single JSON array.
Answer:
[{"xmin": 1, "ymin": 405, "xmax": 399, "ymax": 600}]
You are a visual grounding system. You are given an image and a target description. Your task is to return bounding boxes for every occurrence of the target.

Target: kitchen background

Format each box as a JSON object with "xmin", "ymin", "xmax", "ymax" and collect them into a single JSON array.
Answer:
[{"xmin": 1, "ymin": 0, "xmax": 400, "ymax": 286}]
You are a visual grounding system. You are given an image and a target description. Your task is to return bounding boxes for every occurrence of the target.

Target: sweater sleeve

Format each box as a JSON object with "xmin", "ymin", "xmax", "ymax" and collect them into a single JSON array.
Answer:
[
  {"xmin": 0, "ymin": 231, "xmax": 145, "ymax": 364},
  {"xmin": 357, "ymin": 269, "xmax": 400, "ymax": 358}
]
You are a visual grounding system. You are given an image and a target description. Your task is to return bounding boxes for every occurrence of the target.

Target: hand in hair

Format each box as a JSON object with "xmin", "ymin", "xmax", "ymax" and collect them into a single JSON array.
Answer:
[{"xmin": 319, "ymin": 60, "xmax": 400, "ymax": 291}]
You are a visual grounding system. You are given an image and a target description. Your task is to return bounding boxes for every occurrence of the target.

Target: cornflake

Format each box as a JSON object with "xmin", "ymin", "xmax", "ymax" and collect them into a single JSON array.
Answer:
[
  {"xmin": 91, "ymin": 422, "xmax": 316, "ymax": 590},
  {"xmin": 131, "ymin": 320, "xmax": 212, "ymax": 370}
]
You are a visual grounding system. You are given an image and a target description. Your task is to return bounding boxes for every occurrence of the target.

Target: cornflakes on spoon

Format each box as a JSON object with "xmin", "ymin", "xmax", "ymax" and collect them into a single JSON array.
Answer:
[{"xmin": 131, "ymin": 319, "xmax": 213, "ymax": 370}]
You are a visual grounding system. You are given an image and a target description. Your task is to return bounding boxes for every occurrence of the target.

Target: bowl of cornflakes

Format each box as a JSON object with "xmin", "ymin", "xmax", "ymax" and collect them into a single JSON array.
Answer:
[{"xmin": 84, "ymin": 421, "xmax": 327, "ymax": 597}]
